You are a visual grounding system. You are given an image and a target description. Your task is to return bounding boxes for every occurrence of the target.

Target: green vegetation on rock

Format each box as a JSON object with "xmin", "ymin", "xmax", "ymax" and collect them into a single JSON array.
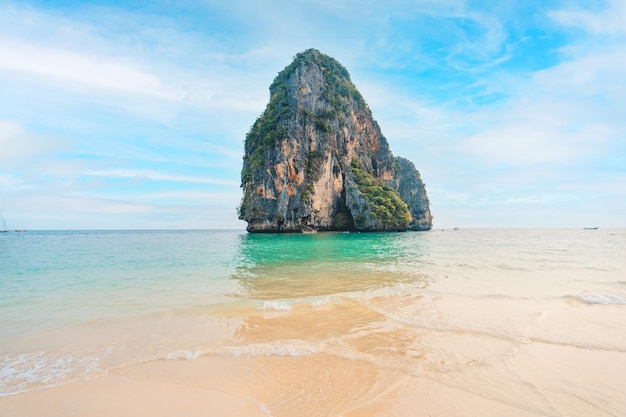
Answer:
[
  {"xmin": 350, "ymin": 160, "xmax": 411, "ymax": 230},
  {"xmin": 244, "ymin": 93, "xmax": 288, "ymax": 171},
  {"xmin": 243, "ymin": 49, "xmax": 368, "ymax": 175}
]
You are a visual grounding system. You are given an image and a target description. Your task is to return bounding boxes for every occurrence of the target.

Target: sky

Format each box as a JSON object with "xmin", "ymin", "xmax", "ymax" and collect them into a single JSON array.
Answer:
[{"xmin": 0, "ymin": 0, "xmax": 624, "ymax": 229}]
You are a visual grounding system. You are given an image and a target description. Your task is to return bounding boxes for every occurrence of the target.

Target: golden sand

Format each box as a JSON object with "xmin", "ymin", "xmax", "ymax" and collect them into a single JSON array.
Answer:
[{"xmin": 2, "ymin": 288, "xmax": 625, "ymax": 417}]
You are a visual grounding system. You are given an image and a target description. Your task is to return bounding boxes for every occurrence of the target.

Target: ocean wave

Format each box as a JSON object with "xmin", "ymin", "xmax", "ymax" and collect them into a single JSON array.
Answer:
[
  {"xmin": 579, "ymin": 293, "xmax": 626, "ymax": 305},
  {"xmin": 222, "ymin": 340, "xmax": 318, "ymax": 357},
  {"xmin": 312, "ymin": 296, "xmax": 330, "ymax": 307},
  {"xmin": 0, "ymin": 349, "xmax": 108, "ymax": 397},
  {"xmin": 259, "ymin": 301, "xmax": 293, "ymax": 311},
  {"xmin": 165, "ymin": 349, "xmax": 206, "ymax": 361}
]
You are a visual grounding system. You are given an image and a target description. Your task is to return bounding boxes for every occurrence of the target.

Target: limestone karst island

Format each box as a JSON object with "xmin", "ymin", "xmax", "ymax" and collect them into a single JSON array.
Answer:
[{"xmin": 239, "ymin": 49, "xmax": 432, "ymax": 233}]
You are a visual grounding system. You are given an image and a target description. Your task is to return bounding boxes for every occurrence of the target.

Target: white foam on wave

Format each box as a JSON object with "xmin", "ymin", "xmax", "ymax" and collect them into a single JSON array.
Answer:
[
  {"xmin": 165, "ymin": 349, "xmax": 206, "ymax": 361},
  {"xmin": 0, "ymin": 349, "xmax": 108, "ymax": 397},
  {"xmin": 222, "ymin": 340, "xmax": 318, "ymax": 357},
  {"xmin": 312, "ymin": 296, "xmax": 330, "ymax": 308},
  {"xmin": 257, "ymin": 402, "xmax": 273, "ymax": 417},
  {"xmin": 580, "ymin": 292, "xmax": 626, "ymax": 305},
  {"xmin": 259, "ymin": 301, "xmax": 292, "ymax": 311}
]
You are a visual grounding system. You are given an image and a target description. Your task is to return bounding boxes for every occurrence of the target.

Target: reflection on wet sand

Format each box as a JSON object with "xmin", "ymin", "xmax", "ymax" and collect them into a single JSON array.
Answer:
[{"xmin": 236, "ymin": 265, "xmax": 429, "ymax": 299}]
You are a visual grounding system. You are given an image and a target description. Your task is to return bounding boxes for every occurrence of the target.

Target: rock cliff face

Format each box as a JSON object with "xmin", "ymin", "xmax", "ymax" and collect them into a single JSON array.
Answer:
[{"xmin": 239, "ymin": 49, "xmax": 432, "ymax": 232}]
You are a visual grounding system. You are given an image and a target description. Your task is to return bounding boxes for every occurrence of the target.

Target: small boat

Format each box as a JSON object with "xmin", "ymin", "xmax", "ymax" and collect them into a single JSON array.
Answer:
[
  {"xmin": 0, "ymin": 212, "xmax": 7, "ymax": 233},
  {"xmin": 14, "ymin": 229, "xmax": 27, "ymax": 232},
  {"xmin": 584, "ymin": 227, "xmax": 599, "ymax": 230}
]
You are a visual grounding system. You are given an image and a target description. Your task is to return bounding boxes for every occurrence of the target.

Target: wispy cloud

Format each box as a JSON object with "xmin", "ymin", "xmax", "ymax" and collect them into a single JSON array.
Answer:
[
  {"xmin": 550, "ymin": 0, "xmax": 626, "ymax": 36},
  {"xmin": 0, "ymin": 3, "xmax": 271, "ymax": 118},
  {"xmin": 455, "ymin": 3, "xmax": 626, "ymax": 169},
  {"xmin": 0, "ymin": 39, "xmax": 181, "ymax": 99},
  {"xmin": 83, "ymin": 169, "xmax": 240, "ymax": 186},
  {"xmin": 459, "ymin": 101, "xmax": 615, "ymax": 167},
  {"xmin": 0, "ymin": 120, "xmax": 63, "ymax": 165},
  {"xmin": 137, "ymin": 190, "xmax": 241, "ymax": 201},
  {"xmin": 0, "ymin": 173, "xmax": 29, "ymax": 190}
]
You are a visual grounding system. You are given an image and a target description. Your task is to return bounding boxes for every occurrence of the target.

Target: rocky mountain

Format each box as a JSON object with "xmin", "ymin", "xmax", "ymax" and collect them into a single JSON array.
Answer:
[{"xmin": 238, "ymin": 49, "xmax": 432, "ymax": 232}]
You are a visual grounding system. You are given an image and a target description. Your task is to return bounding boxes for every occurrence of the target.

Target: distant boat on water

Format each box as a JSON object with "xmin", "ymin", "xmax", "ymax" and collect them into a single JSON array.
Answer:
[
  {"xmin": 584, "ymin": 226, "xmax": 599, "ymax": 230},
  {"xmin": 0, "ymin": 212, "xmax": 7, "ymax": 233}
]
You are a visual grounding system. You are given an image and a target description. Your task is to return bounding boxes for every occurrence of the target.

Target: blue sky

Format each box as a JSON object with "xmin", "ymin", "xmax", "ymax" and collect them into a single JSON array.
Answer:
[{"xmin": 1, "ymin": 0, "xmax": 624, "ymax": 229}]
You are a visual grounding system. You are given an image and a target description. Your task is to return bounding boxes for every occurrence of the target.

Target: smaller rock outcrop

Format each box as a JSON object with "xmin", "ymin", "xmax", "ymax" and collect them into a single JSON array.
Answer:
[{"xmin": 393, "ymin": 157, "xmax": 432, "ymax": 230}]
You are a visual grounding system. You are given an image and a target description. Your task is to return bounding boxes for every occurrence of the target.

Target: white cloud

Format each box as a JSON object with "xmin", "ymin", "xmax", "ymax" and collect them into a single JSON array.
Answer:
[
  {"xmin": 533, "ymin": 48, "xmax": 626, "ymax": 98},
  {"xmin": 138, "ymin": 190, "xmax": 241, "ymax": 202},
  {"xmin": 0, "ymin": 120, "xmax": 62, "ymax": 164},
  {"xmin": 453, "ymin": 4, "xmax": 626, "ymax": 168},
  {"xmin": 63, "ymin": 195, "xmax": 158, "ymax": 215},
  {"xmin": 0, "ymin": 173, "xmax": 28, "ymax": 190},
  {"xmin": 550, "ymin": 0, "xmax": 626, "ymax": 36},
  {"xmin": 459, "ymin": 102, "xmax": 612, "ymax": 166},
  {"xmin": 83, "ymin": 169, "xmax": 239, "ymax": 186},
  {"xmin": 0, "ymin": 39, "xmax": 182, "ymax": 100},
  {"xmin": 0, "ymin": 5, "xmax": 272, "ymax": 118},
  {"xmin": 204, "ymin": 144, "xmax": 244, "ymax": 160},
  {"xmin": 7, "ymin": 191, "xmax": 244, "ymax": 229}
]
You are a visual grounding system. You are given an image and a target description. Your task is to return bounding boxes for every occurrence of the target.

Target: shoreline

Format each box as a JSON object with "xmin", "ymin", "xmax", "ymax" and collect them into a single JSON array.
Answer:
[
  {"xmin": 3, "ymin": 287, "xmax": 626, "ymax": 417},
  {"xmin": 3, "ymin": 339, "xmax": 625, "ymax": 417}
]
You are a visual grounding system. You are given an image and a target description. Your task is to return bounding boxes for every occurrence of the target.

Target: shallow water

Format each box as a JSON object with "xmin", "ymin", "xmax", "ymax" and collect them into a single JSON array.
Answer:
[{"xmin": 1, "ymin": 229, "xmax": 625, "ymax": 416}]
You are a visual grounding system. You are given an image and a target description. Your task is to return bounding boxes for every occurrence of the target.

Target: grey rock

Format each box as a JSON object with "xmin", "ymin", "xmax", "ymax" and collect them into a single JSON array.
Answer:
[{"xmin": 239, "ymin": 49, "xmax": 432, "ymax": 233}]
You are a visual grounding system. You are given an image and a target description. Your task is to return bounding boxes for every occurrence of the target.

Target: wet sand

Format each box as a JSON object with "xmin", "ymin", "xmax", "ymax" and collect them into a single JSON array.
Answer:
[
  {"xmin": 3, "ymin": 343, "xmax": 624, "ymax": 417},
  {"xmin": 2, "ymin": 290, "xmax": 625, "ymax": 417}
]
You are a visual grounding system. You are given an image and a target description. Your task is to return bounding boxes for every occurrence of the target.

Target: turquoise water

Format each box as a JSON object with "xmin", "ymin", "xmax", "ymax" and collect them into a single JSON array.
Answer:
[
  {"xmin": 1, "ymin": 228, "xmax": 626, "ymax": 404},
  {"xmin": 1, "ymin": 231, "xmax": 240, "ymax": 337},
  {"xmin": 0, "ymin": 230, "xmax": 428, "ymax": 339}
]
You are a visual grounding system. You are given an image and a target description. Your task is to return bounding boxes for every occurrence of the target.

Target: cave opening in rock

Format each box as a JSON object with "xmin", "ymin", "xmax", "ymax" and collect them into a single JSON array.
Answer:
[{"xmin": 331, "ymin": 189, "xmax": 356, "ymax": 231}]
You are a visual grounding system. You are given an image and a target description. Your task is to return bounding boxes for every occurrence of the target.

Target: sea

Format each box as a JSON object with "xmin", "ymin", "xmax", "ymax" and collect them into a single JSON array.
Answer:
[{"xmin": 1, "ymin": 228, "xmax": 625, "ymax": 416}]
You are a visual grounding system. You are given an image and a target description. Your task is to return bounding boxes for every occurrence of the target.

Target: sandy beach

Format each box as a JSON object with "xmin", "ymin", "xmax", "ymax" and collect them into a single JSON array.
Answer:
[
  {"xmin": 2, "ymin": 229, "xmax": 625, "ymax": 416},
  {"xmin": 3, "ymin": 288, "xmax": 625, "ymax": 417}
]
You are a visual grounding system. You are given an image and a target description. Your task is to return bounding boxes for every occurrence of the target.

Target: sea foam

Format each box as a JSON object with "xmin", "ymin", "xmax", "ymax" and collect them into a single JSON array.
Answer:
[
  {"xmin": 165, "ymin": 349, "xmax": 205, "ymax": 361},
  {"xmin": 223, "ymin": 340, "xmax": 318, "ymax": 357},
  {"xmin": 0, "ymin": 350, "xmax": 105, "ymax": 397},
  {"xmin": 259, "ymin": 301, "xmax": 293, "ymax": 311},
  {"xmin": 580, "ymin": 292, "xmax": 626, "ymax": 305}
]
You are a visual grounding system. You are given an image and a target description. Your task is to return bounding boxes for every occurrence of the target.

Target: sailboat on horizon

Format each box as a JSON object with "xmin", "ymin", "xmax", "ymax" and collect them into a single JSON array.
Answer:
[{"xmin": 0, "ymin": 211, "xmax": 7, "ymax": 233}]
